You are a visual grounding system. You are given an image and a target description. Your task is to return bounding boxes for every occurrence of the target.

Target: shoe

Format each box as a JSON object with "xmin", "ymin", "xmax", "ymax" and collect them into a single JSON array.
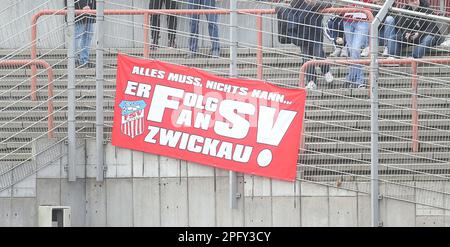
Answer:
[
  {"xmin": 168, "ymin": 40, "xmax": 177, "ymax": 48},
  {"xmin": 85, "ymin": 62, "xmax": 95, "ymax": 68},
  {"xmin": 80, "ymin": 61, "xmax": 95, "ymax": 69},
  {"xmin": 305, "ymin": 81, "xmax": 317, "ymax": 90},
  {"xmin": 347, "ymin": 83, "xmax": 366, "ymax": 89},
  {"xmin": 382, "ymin": 46, "xmax": 389, "ymax": 56},
  {"xmin": 356, "ymin": 84, "xmax": 367, "ymax": 89},
  {"xmin": 185, "ymin": 53, "xmax": 198, "ymax": 59},
  {"xmin": 210, "ymin": 50, "xmax": 220, "ymax": 58},
  {"xmin": 340, "ymin": 47, "xmax": 348, "ymax": 57},
  {"xmin": 440, "ymin": 39, "xmax": 450, "ymax": 47},
  {"xmin": 384, "ymin": 56, "xmax": 399, "ymax": 66},
  {"xmin": 324, "ymin": 71, "xmax": 334, "ymax": 83},
  {"xmin": 343, "ymin": 82, "xmax": 360, "ymax": 88},
  {"xmin": 329, "ymin": 47, "xmax": 341, "ymax": 57},
  {"xmin": 150, "ymin": 40, "xmax": 158, "ymax": 50},
  {"xmin": 361, "ymin": 47, "xmax": 369, "ymax": 57}
]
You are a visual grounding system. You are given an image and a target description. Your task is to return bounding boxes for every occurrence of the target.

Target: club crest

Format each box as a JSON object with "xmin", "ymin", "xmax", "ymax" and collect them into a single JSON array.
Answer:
[{"xmin": 119, "ymin": 100, "xmax": 147, "ymax": 138}]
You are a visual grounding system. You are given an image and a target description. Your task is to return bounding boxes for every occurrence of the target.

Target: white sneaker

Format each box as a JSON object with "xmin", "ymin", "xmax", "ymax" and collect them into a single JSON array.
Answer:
[
  {"xmin": 305, "ymin": 81, "xmax": 317, "ymax": 90},
  {"xmin": 361, "ymin": 47, "xmax": 369, "ymax": 57},
  {"xmin": 382, "ymin": 46, "xmax": 389, "ymax": 56},
  {"xmin": 340, "ymin": 47, "xmax": 348, "ymax": 57},
  {"xmin": 384, "ymin": 56, "xmax": 399, "ymax": 66},
  {"xmin": 324, "ymin": 71, "xmax": 334, "ymax": 83},
  {"xmin": 329, "ymin": 48, "xmax": 341, "ymax": 57},
  {"xmin": 441, "ymin": 39, "xmax": 450, "ymax": 47}
]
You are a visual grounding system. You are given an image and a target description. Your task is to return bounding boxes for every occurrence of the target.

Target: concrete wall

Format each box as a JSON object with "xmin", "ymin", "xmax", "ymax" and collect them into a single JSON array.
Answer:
[
  {"xmin": 0, "ymin": 0, "xmax": 280, "ymax": 49},
  {"xmin": 1, "ymin": 138, "xmax": 450, "ymax": 227}
]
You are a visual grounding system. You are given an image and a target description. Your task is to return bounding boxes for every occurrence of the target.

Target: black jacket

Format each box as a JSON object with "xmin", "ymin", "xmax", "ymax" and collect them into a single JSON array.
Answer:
[
  {"xmin": 396, "ymin": 0, "xmax": 441, "ymax": 40},
  {"xmin": 65, "ymin": 0, "xmax": 96, "ymax": 23},
  {"xmin": 287, "ymin": 0, "xmax": 331, "ymax": 45}
]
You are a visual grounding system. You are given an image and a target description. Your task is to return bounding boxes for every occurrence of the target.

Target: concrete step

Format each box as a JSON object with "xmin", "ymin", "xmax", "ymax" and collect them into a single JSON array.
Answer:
[
  {"xmin": 304, "ymin": 130, "xmax": 450, "ymax": 142},
  {"xmin": 298, "ymin": 152, "xmax": 450, "ymax": 164},
  {"xmin": 2, "ymin": 46, "xmax": 449, "ymax": 57},
  {"xmin": 304, "ymin": 119, "xmax": 450, "ymax": 132},
  {"xmin": 2, "ymin": 79, "xmax": 450, "ymax": 94},
  {"xmin": 306, "ymin": 108, "xmax": 450, "ymax": 120},
  {"xmin": 0, "ymin": 47, "xmax": 290, "ymax": 58},
  {"xmin": 306, "ymin": 98, "xmax": 450, "ymax": 109},
  {"xmin": 299, "ymin": 163, "xmax": 450, "ymax": 173},
  {"xmin": 0, "ymin": 153, "xmax": 32, "ymax": 161},
  {"xmin": 305, "ymin": 141, "xmax": 450, "ymax": 153},
  {"xmin": 2, "ymin": 65, "xmax": 450, "ymax": 79},
  {"xmin": 1, "ymin": 118, "xmax": 448, "ymax": 133}
]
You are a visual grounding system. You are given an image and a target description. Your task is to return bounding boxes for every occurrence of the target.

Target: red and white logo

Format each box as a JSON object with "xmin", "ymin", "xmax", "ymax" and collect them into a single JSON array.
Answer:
[{"xmin": 119, "ymin": 100, "xmax": 147, "ymax": 138}]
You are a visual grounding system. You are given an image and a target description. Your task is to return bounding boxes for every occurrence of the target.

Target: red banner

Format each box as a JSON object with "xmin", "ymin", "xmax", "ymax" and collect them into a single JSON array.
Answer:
[{"xmin": 112, "ymin": 54, "xmax": 306, "ymax": 181}]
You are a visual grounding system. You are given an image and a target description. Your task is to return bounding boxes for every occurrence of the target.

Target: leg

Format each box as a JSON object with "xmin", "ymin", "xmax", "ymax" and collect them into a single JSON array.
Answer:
[
  {"xmin": 80, "ymin": 20, "xmax": 94, "ymax": 65},
  {"xmin": 343, "ymin": 22, "xmax": 355, "ymax": 83},
  {"xmin": 205, "ymin": 0, "xmax": 220, "ymax": 53},
  {"xmin": 74, "ymin": 21, "xmax": 84, "ymax": 64},
  {"xmin": 188, "ymin": 0, "xmax": 201, "ymax": 53},
  {"xmin": 312, "ymin": 42, "xmax": 329, "ymax": 74},
  {"xmin": 383, "ymin": 16, "xmax": 395, "ymax": 46},
  {"xmin": 351, "ymin": 22, "xmax": 369, "ymax": 85},
  {"xmin": 304, "ymin": 42, "xmax": 317, "ymax": 84},
  {"xmin": 149, "ymin": 0, "xmax": 163, "ymax": 44},
  {"xmin": 166, "ymin": 0, "xmax": 178, "ymax": 43},
  {"xmin": 412, "ymin": 34, "xmax": 438, "ymax": 58},
  {"xmin": 388, "ymin": 33, "xmax": 407, "ymax": 57}
]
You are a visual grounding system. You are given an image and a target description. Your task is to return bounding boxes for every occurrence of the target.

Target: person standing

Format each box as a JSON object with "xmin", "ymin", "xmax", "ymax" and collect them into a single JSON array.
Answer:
[
  {"xmin": 186, "ymin": 0, "xmax": 221, "ymax": 58},
  {"xmin": 65, "ymin": 0, "xmax": 96, "ymax": 68},
  {"xmin": 289, "ymin": 0, "xmax": 334, "ymax": 90},
  {"xmin": 341, "ymin": 0, "xmax": 371, "ymax": 88},
  {"xmin": 149, "ymin": 0, "xmax": 178, "ymax": 49}
]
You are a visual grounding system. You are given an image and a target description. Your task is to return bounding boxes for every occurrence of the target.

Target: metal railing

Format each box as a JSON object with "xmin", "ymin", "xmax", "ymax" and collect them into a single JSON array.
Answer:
[
  {"xmin": 30, "ymin": 7, "xmax": 373, "ymax": 95},
  {"xmin": 0, "ymin": 59, "xmax": 54, "ymax": 138},
  {"xmin": 299, "ymin": 58, "xmax": 450, "ymax": 153}
]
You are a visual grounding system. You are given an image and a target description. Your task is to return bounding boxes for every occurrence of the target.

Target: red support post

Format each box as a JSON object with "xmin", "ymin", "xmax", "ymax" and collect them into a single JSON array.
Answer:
[
  {"xmin": 143, "ymin": 13, "xmax": 150, "ymax": 59},
  {"xmin": 256, "ymin": 14, "xmax": 263, "ymax": 80}
]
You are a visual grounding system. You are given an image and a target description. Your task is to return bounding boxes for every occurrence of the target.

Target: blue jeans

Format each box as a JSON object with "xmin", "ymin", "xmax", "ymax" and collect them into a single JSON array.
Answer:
[
  {"xmin": 75, "ymin": 20, "xmax": 94, "ymax": 64},
  {"xmin": 361, "ymin": 16, "xmax": 396, "ymax": 48},
  {"xmin": 344, "ymin": 21, "xmax": 369, "ymax": 85},
  {"xmin": 187, "ymin": 0, "xmax": 220, "ymax": 53},
  {"xmin": 381, "ymin": 16, "xmax": 396, "ymax": 49},
  {"xmin": 388, "ymin": 33, "xmax": 439, "ymax": 58}
]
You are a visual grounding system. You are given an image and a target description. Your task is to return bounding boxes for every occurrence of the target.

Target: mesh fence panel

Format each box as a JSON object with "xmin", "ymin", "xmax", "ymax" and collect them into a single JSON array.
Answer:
[{"xmin": 0, "ymin": 0, "xmax": 450, "ymax": 209}]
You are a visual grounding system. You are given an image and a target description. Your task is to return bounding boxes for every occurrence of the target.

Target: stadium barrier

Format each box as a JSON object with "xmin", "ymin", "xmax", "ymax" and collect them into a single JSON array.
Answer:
[
  {"xmin": 299, "ymin": 58, "xmax": 450, "ymax": 153},
  {"xmin": 0, "ymin": 59, "xmax": 54, "ymax": 138},
  {"xmin": 30, "ymin": 7, "xmax": 373, "ymax": 97}
]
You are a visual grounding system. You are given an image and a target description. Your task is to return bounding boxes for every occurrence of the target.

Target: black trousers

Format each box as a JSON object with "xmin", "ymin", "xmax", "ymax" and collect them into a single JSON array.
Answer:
[{"xmin": 149, "ymin": 0, "xmax": 178, "ymax": 42}]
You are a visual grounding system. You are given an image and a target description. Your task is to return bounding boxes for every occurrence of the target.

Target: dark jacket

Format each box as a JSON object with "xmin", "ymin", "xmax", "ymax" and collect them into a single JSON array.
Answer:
[
  {"xmin": 287, "ymin": 0, "xmax": 331, "ymax": 46},
  {"xmin": 396, "ymin": 0, "xmax": 441, "ymax": 41},
  {"xmin": 65, "ymin": 0, "xmax": 96, "ymax": 23}
]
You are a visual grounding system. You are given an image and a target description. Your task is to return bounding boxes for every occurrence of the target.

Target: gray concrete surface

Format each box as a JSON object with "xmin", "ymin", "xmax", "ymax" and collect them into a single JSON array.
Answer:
[{"xmin": 1, "ymin": 137, "xmax": 449, "ymax": 227}]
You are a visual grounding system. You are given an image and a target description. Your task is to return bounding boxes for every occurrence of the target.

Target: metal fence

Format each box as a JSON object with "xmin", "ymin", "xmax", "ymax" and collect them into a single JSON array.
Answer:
[{"xmin": 1, "ymin": 0, "xmax": 450, "ymax": 219}]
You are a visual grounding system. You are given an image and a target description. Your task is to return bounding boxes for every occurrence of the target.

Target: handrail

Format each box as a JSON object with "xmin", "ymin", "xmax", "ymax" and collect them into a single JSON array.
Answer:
[
  {"xmin": 298, "ymin": 57, "xmax": 450, "ymax": 153},
  {"xmin": 30, "ymin": 7, "xmax": 372, "ymax": 96},
  {"xmin": 0, "ymin": 59, "xmax": 54, "ymax": 138}
]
